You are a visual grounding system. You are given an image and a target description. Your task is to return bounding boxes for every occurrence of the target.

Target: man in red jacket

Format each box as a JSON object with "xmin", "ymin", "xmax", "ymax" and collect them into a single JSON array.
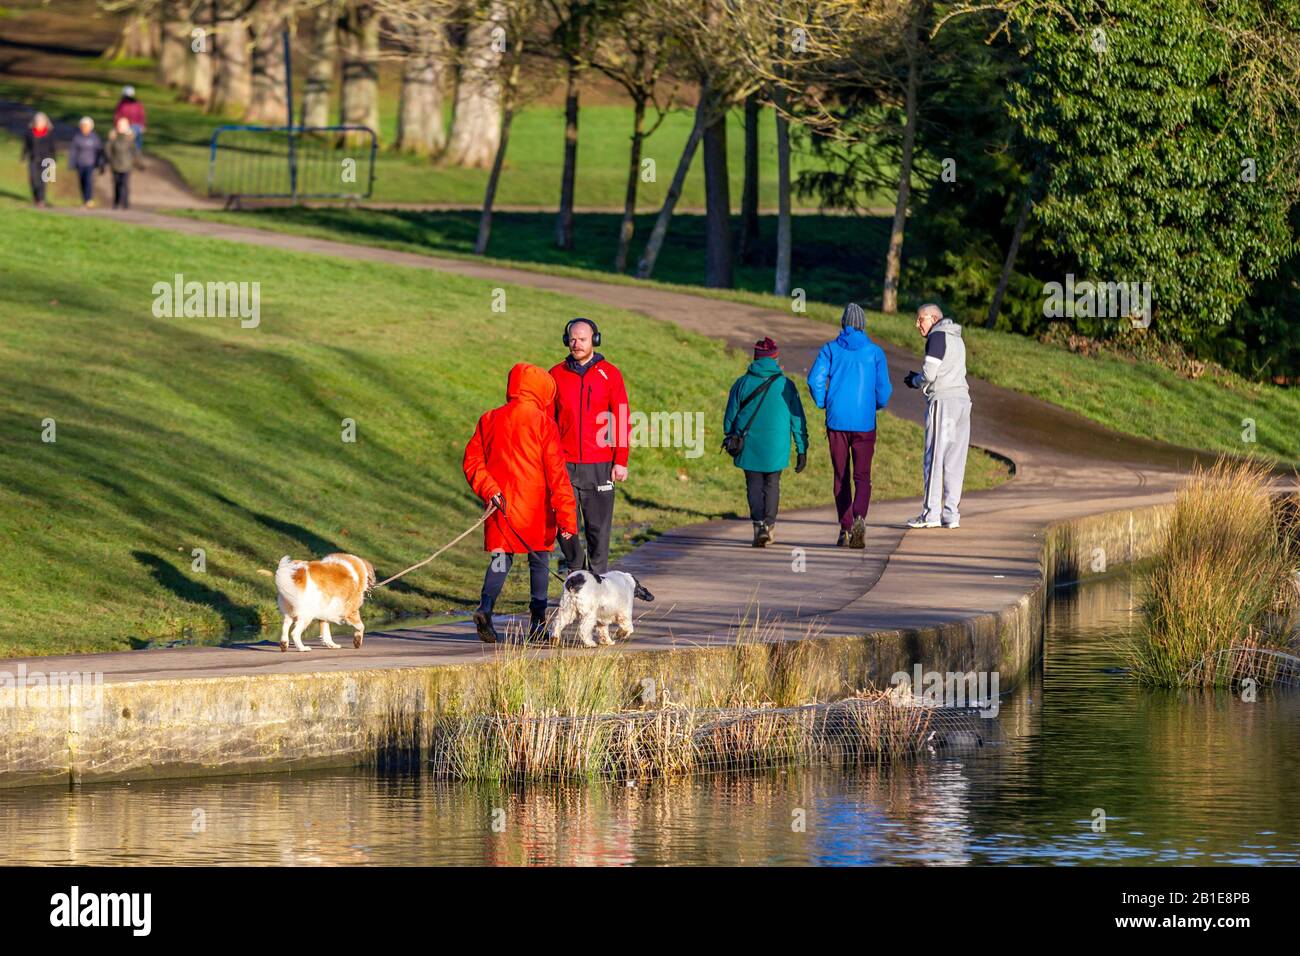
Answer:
[
  {"xmin": 464, "ymin": 363, "xmax": 580, "ymax": 643},
  {"xmin": 550, "ymin": 318, "xmax": 630, "ymax": 575}
]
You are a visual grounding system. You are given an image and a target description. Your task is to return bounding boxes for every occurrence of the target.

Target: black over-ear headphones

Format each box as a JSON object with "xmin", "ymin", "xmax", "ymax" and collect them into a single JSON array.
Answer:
[{"xmin": 562, "ymin": 317, "xmax": 601, "ymax": 347}]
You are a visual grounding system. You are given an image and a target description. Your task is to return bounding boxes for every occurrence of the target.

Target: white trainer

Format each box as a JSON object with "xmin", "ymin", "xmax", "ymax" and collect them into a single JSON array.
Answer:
[
  {"xmin": 906, "ymin": 516, "xmax": 940, "ymax": 529},
  {"xmin": 943, "ymin": 518, "xmax": 960, "ymax": 529}
]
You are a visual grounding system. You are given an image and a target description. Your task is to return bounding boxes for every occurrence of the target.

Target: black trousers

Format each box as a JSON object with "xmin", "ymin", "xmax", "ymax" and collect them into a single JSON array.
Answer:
[
  {"xmin": 567, "ymin": 461, "xmax": 615, "ymax": 574},
  {"xmin": 744, "ymin": 469, "xmax": 781, "ymax": 525},
  {"xmin": 27, "ymin": 162, "xmax": 46, "ymax": 203},
  {"xmin": 112, "ymin": 171, "xmax": 130, "ymax": 209},
  {"xmin": 478, "ymin": 550, "xmax": 552, "ymax": 614}
]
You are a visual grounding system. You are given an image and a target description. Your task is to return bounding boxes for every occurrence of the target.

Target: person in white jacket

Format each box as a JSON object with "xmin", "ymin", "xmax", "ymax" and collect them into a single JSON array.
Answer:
[{"xmin": 903, "ymin": 303, "xmax": 971, "ymax": 529}]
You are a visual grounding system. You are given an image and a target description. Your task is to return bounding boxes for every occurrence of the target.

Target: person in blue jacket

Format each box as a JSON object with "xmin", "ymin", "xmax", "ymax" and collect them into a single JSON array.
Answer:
[
  {"xmin": 807, "ymin": 303, "xmax": 893, "ymax": 548},
  {"xmin": 723, "ymin": 337, "xmax": 809, "ymax": 548}
]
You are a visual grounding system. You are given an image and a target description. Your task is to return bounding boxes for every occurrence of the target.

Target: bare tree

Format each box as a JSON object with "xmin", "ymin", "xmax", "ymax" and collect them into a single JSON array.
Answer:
[
  {"xmin": 158, "ymin": 0, "xmax": 194, "ymax": 87},
  {"xmin": 546, "ymin": 0, "xmax": 605, "ymax": 250},
  {"xmin": 245, "ymin": 0, "xmax": 294, "ymax": 124},
  {"xmin": 103, "ymin": 1, "xmax": 162, "ymax": 60},
  {"xmin": 634, "ymin": 0, "xmax": 765, "ymax": 283},
  {"xmin": 301, "ymin": 0, "xmax": 340, "ymax": 127},
  {"xmin": 187, "ymin": 1, "xmax": 216, "ymax": 105},
  {"xmin": 880, "ymin": 0, "xmax": 928, "ymax": 313},
  {"xmin": 444, "ymin": 1, "xmax": 505, "ymax": 168},
  {"xmin": 712, "ymin": 0, "xmax": 906, "ymax": 295},
  {"xmin": 472, "ymin": 0, "xmax": 544, "ymax": 253},
  {"xmin": 590, "ymin": 0, "xmax": 677, "ymax": 272},
  {"xmin": 339, "ymin": 0, "xmax": 381, "ymax": 137},
  {"xmin": 381, "ymin": 1, "xmax": 456, "ymax": 154},
  {"xmin": 210, "ymin": 0, "xmax": 254, "ymax": 114},
  {"xmin": 736, "ymin": 91, "xmax": 761, "ymax": 264}
]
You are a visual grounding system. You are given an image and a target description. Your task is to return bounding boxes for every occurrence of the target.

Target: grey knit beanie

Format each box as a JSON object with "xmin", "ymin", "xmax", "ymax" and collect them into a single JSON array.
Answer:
[{"xmin": 841, "ymin": 302, "xmax": 866, "ymax": 331}]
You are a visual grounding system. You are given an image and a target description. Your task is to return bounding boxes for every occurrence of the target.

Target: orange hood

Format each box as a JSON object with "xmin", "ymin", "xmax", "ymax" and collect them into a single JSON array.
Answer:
[{"xmin": 505, "ymin": 362, "xmax": 556, "ymax": 411}]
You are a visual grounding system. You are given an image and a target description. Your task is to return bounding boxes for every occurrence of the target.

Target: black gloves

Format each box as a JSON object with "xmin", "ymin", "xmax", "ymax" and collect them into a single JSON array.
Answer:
[
  {"xmin": 795, "ymin": 452, "xmax": 807, "ymax": 474},
  {"xmin": 488, "ymin": 493, "xmax": 506, "ymax": 513},
  {"xmin": 558, "ymin": 532, "xmax": 584, "ymax": 570},
  {"xmin": 904, "ymin": 371, "xmax": 921, "ymax": 389}
]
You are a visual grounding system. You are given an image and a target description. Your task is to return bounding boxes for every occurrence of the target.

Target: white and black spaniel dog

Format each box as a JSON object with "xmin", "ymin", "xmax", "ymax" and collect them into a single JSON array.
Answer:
[{"xmin": 550, "ymin": 570, "xmax": 655, "ymax": 647}]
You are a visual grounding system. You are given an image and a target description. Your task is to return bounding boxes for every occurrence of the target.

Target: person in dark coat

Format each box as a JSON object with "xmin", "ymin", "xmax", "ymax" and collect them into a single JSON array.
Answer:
[
  {"xmin": 723, "ymin": 337, "xmax": 809, "ymax": 548},
  {"xmin": 112, "ymin": 85, "xmax": 147, "ymax": 158},
  {"xmin": 20, "ymin": 112, "xmax": 56, "ymax": 206},
  {"xmin": 104, "ymin": 117, "xmax": 138, "ymax": 209},
  {"xmin": 68, "ymin": 117, "xmax": 104, "ymax": 208}
]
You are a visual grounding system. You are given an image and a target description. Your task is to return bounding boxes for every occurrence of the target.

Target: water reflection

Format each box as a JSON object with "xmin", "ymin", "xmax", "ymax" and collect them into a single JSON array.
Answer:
[{"xmin": 1, "ymin": 571, "xmax": 1296, "ymax": 865}]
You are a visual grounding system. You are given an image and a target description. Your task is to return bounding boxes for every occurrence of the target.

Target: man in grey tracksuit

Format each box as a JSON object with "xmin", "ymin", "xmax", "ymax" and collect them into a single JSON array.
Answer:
[{"xmin": 903, "ymin": 304, "xmax": 971, "ymax": 529}]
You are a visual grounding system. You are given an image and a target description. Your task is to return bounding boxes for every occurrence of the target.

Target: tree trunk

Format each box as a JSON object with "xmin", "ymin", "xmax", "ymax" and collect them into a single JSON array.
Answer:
[
  {"xmin": 737, "ymin": 92, "xmax": 760, "ymax": 264},
  {"xmin": 614, "ymin": 96, "xmax": 646, "ymax": 273},
  {"xmin": 107, "ymin": 12, "xmax": 159, "ymax": 60},
  {"xmin": 636, "ymin": 97, "xmax": 706, "ymax": 280},
  {"xmin": 339, "ymin": 0, "xmax": 380, "ymax": 138},
  {"xmin": 701, "ymin": 89, "xmax": 733, "ymax": 289},
  {"xmin": 210, "ymin": 3, "xmax": 252, "ymax": 115},
  {"xmin": 986, "ymin": 181, "xmax": 1034, "ymax": 329},
  {"xmin": 474, "ymin": 50, "xmax": 522, "ymax": 255},
  {"xmin": 188, "ymin": 16, "xmax": 214, "ymax": 106},
  {"xmin": 882, "ymin": 4, "xmax": 922, "ymax": 314},
  {"xmin": 246, "ymin": 2, "xmax": 291, "ymax": 125},
  {"xmin": 555, "ymin": 58, "xmax": 580, "ymax": 250},
  {"xmin": 444, "ymin": 4, "xmax": 504, "ymax": 169},
  {"xmin": 395, "ymin": 23, "xmax": 448, "ymax": 155},
  {"xmin": 773, "ymin": 86, "xmax": 792, "ymax": 297},
  {"xmin": 301, "ymin": 0, "xmax": 338, "ymax": 128},
  {"xmin": 158, "ymin": 0, "xmax": 192, "ymax": 90},
  {"xmin": 396, "ymin": 59, "xmax": 447, "ymax": 155}
]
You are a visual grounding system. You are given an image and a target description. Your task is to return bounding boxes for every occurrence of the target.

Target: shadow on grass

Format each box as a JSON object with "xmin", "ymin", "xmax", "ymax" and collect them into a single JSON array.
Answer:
[
  {"xmin": 131, "ymin": 550, "xmax": 260, "ymax": 632},
  {"xmin": 235, "ymin": 207, "xmax": 893, "ymax": 306}
]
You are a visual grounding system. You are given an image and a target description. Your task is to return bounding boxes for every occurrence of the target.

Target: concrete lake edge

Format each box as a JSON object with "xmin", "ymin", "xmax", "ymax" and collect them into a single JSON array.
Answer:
[{"xmin": 0, "ymin": 501, "xmax": 1174, "ymax": 790}]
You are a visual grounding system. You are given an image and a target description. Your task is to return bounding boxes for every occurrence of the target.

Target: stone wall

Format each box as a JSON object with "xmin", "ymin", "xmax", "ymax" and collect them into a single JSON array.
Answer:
[{"xmin": 0, "ymin": 503, "xmax": 1174, "ymax": 789}]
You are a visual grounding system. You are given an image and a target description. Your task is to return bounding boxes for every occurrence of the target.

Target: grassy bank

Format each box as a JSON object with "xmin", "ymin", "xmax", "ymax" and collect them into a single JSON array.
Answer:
[
  {"xmin": 164, "ymin": 205, "xmax": 1300, "ymax": 464},
  {"xmin": 0, "ymin": 207, "xmax": 1005, "ymax": 656},
  {"xmin": 0, "ymin": 67, "xmax": 866, "ymax": 209},
  {"xmin": 1129, "ymin": 459, "xmax": 1299, "ymax": 687}
]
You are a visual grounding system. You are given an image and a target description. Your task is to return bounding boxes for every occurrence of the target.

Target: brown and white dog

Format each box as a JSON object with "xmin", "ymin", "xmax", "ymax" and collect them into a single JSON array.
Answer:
[{"xmin": 274, "ymin": 553, "xmax": 375, "ymax": 652}]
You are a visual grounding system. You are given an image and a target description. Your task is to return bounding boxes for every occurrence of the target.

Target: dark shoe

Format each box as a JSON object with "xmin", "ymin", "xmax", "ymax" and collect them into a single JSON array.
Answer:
[
  {"xmin": 473, "ymin": 610, "xmax": 499, "ymax": 644},
  {"xmin": 752, "ymin": 522, "xmax": 768, "ymax": 548},
  {"xmin": 763, "ymin": 522, "xmax": 775, "ymax": 545},
  {"xmin": 849, "ymin": 517, "xmax": 868, "ymax": 549},
  {"xmin": 836, "ymin": 529, "xmax": 850, "ymax": 547},
  {"xmin": 528, "ymin": 600, "xmax": 549, "ymax": 642}
]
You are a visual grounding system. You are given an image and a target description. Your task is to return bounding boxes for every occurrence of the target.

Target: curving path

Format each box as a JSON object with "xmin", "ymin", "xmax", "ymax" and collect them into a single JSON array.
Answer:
[{"xmin": 0, "ymin": 158, "xmax": 1227, "ymax": 683}]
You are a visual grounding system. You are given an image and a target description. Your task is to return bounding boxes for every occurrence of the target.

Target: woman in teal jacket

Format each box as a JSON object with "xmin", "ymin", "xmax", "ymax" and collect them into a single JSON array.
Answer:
[{"xmin": 723, "ymin": 338, "xmax": 809, "ymax": 547}]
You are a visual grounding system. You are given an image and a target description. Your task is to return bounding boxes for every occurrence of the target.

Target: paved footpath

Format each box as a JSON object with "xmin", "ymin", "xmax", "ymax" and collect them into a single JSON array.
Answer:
[{"xmin": 2, "ymin": 195, "xmax": 1227, "ymax": 684}]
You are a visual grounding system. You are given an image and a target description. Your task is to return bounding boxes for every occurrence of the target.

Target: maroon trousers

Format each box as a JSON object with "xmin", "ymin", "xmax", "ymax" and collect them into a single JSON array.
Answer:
[{"xmin": 827, "ymin": 428, "xmax": 876, "ymax": 530}]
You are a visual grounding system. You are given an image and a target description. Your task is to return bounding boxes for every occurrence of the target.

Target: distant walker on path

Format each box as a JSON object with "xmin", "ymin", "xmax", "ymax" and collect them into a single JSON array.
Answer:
[
  {"xmin": 904, "ymin": 303, "xmax": 971, "ymax": 529},
  {"xmin": 807, "ymin": 303, "xmax": 893, "ymax": 549},
  {"xmin": 722, "ymin": 337, "xmax": 809, "ymax": 548}
]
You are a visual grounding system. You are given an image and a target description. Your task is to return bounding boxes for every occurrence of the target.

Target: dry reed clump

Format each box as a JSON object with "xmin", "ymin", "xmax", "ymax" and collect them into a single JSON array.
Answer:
[
  {"xmin": 427, "ymin": 615, "xmax": 971, "ymax": 781},
  {"xmin": 1130, "ymin": 457, "xmax": 1300, "ymax": 687}
]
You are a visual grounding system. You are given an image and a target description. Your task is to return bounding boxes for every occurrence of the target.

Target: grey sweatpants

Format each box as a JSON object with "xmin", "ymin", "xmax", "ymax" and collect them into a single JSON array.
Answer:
[{"xmin": 922, "ymin": 396, "xmax": 972, "ymax": 523}]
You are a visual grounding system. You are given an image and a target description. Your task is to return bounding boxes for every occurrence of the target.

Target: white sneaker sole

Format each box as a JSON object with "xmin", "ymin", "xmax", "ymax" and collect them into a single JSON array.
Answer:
[
  {"xmin": 907, "ymin": 521, "xmax": 940, "ymax": 529},
  {"xmin": 943, "ymin": 521, "xmax": 960, "ymax": 529}
]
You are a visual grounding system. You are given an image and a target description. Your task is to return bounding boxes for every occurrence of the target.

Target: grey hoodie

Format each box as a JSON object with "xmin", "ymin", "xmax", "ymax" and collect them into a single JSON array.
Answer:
[{"xmin": 918, "ymin": 318, "xmax": 969, "ymax": 400}]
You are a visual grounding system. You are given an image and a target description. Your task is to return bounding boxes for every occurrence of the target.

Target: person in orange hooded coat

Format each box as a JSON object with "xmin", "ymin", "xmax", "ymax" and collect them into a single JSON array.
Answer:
[{"xmin": 463, "ymin": 363, "xmax": 581, "ymax": 642}]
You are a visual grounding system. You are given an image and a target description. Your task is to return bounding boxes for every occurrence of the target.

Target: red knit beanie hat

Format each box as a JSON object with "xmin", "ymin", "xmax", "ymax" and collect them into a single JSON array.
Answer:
[{"xmin": 753, "ymin": 337, "xmax": 779, "ymax": 358}]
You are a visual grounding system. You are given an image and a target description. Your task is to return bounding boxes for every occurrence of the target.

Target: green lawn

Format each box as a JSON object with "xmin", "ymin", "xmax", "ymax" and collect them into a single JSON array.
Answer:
[
  {"xmin": 0, "ymin": 64, "xmax": 877, "ymax": 208},
  {"xmin": 161, "ymin": 204, "xmax": 1300, "ymax": 465},
  {"xmin": 0, "ymin": 207, "xmax": 1006, "ymax": 657}
]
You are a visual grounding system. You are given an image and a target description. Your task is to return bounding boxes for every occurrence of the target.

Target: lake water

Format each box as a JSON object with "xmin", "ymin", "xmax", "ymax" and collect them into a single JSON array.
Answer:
[{"xmin": 3, "ymin": 569, "xmax": 1297, "ymax": 865}]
